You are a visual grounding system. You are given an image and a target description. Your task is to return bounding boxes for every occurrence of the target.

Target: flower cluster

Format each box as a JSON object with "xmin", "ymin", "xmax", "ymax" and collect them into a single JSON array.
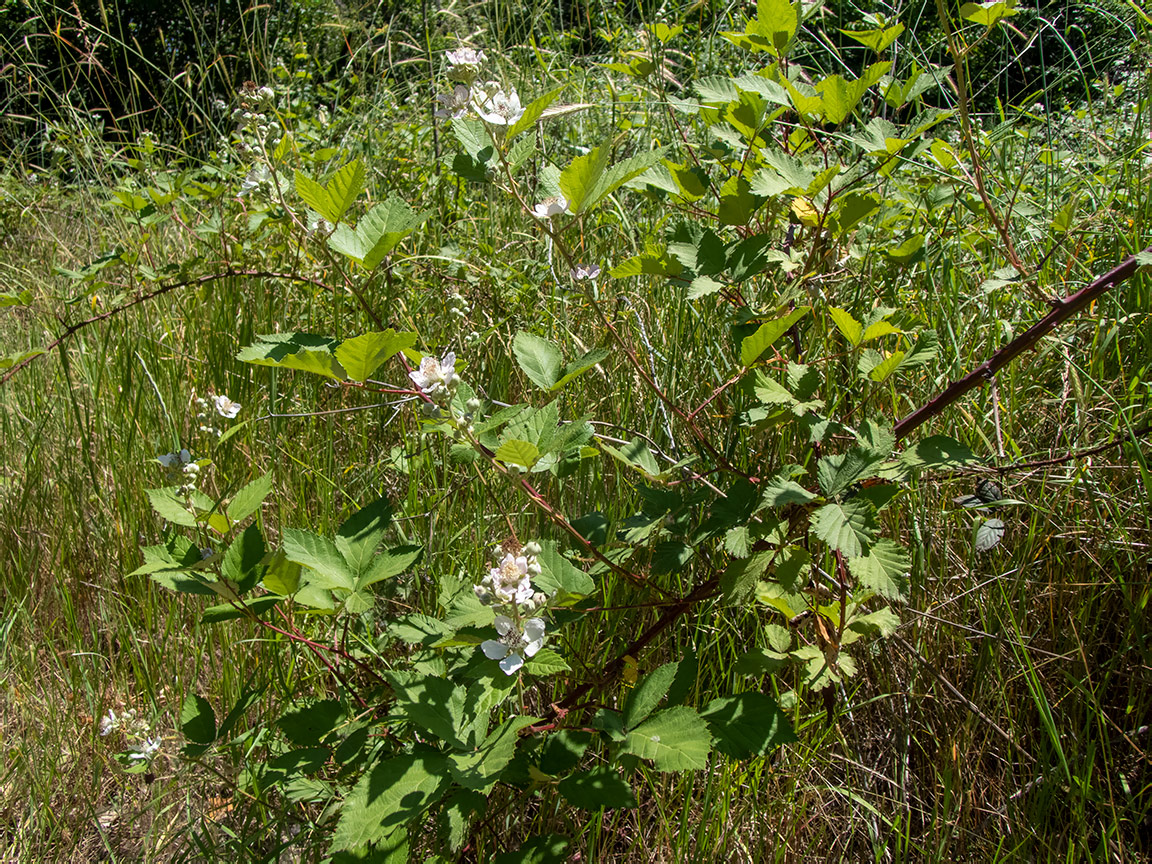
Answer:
[
  {"xmin": 409, "ymin": 352, "xmax": 459, "ymax": 406},
  {"xmin": 434, "ymin": 50, "xmax": 525, "ymax": 130},
  {"xmin": 475, "ymin": 541, "xmax": 549, "ymax": 674},
  {"xmin": 195, "ymin": 393, "xmax": 242, "ymax": 437},
  {"xmin": 157, "ymin": 448, "xmax": 199, "ymax": 495},
  {"xmin": 100, "ymin": 708, "xmax": 162, "ymax": 764}
]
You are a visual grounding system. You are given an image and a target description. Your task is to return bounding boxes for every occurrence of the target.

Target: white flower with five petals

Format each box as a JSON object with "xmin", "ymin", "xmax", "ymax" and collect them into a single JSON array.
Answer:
[
  {"xmin": 212, "ymin": 394, "xmax": 242, "ymax": 418},
  {"xmin": 435, "ymin": 84, "xmax": 471, "ymax": 119},
  {"xmin": 475, "ymin": 89, "xmax": 524, "ymax": 127},
  {"xmin": 481, "ymin": 615, "xmax": 546, "ymax": 674},
  {"xmin": 531, "ymin": 196, "xmax": 568, "ymax": 219}
]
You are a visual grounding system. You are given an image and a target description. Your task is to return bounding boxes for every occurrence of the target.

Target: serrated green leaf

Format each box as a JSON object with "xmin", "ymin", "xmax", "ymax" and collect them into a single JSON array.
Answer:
[
  {"xmin": 328, "ymin": 197, "xmax": 429, "ymax": 269},
  {"xmin": 624, "ymin": 661, "xmax": 679, "ymax": 729},
  {"xmin": 238, "ymin": 332, "xmax": 346, "ymax": 381},
  {"xmin": 553, "ymin": 348, "xmax": 608, "ymax": 391},
  {"xmin": 829, "ymin": 307, "xmax": 862, "ymax": 346},
  {"xmin": 295, "ymin": 171, "xmax": 334, "ymax": 222},
  {"xmin": 868, "ymin": 350, "xmax": 905, "ymax": 382},
  {"xmin": 899, "ymin": 435, "xmax": 979, "ymax": 470},
  {"xmin": 201, "ymin": 594, "xmax": 281, "ymax": 624},
  {"xmin": 220, "ymin": 523, "xmax": 266, "ymax": 593},
  {"xmin": 975, "ymin": 517, "xmax": 1006, "ymax": 551},
  {"xmin": 525, "ymin": 648, "xmax": 571, "ymax": 676},
  {"xmin": 358, "ymin": 545, "xmax": 422, "ymax": 589},
  {"xmin": 847, "ymin": 539, "xmax": 910, "ymax": 601},
  {"xmin": 534, "ymin": 541, "xmax": 595, "ymax": 598},
  {"xmin": 334, "ymin": 330, "xmax": 417, "ymax": 382},
  {"xmin": 226, "ymin": 473, "xmax": 272, "ymax": 525},
  {"xmin": 623, "ymin": 706, "xmax": 713, "ymax": 771},
  {"xmin": 847, "ymin": 606, "xmax": 901, "ymax": 637},
  {"xmin": 512, "ymin": 331, "xmax": 563, "ymax": 389},
  {"xmin": 559, "ymin": 146, "xmax": 610, "ymax": 214},
  {"xmin": 557, "ymin": 767, "xmax": 637, "ymax": 810},
  {"xmin": 263, "ymin": 551, "xmax": 301, "ymax": 596},
  {"xmin": 587, "ymin": 147, "xmax": 667, "ymax": 213},
  {"xmin": 279, "ymin": 699, "xmax": 345, "ymax": 745},
  {"xmin": 741, "ymin": 307, "xmax": 810, "ymax": 366},
  {"xmin": 505, "ymin": 86, "xmax": 564, "ymax": 141},
  {"xmin": 145, "ymin": 486, "xmax": 201, "ymax": 528},
  {"xmin": 495, "ymin": 439, "xmax": 540, "ymax": 469},
  {"xmin": 700, "ymin": 692, "xmax": 796, "ymax": 758},
  {"xmin": 812, "ymin": 500, "xmax": 878, "ymax": 557},
  {"xmin": 385, "ymin": 672, "xmax": 469, "ymax": 748},
  {"xmin": 334, "ymin": 496, "xmax": 393, "ymax": 576},
  {"xmin": 326, "ymin": 159, "xmax": 365, "ymax": 223},
  {"xmin": 841, "ymin": 23, "xmax": 905, "ymax": 52},
  {"xmin": 330, "ymin": 750, "xmax": 450, "ymax": 852},
  {"xmin": 599, "ymin": 437, "xmax": 661, "ymax": 478},
  {"xmin": 448, "ymin": 716, "xmax": 539, "ymax": 791}
]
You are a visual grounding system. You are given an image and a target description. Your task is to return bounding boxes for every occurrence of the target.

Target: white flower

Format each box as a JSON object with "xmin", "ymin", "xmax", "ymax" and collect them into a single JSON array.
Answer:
[
  {"xmin": 157, "ymin": 449, "xmax": 192, "ymax": 468},
  {"xmin": 475, "ymin": 89, "xmax": 524, "ymax": 127},
  {"xmin": 212, "ymin": 394, "xmax": 241, "ymax": 418},
  {"xmin": 99, "ymin": 710, "xmax": 117, "ymax": 736},
  {"xmin": 409, "ymin": 352, "xmax": 459, "ymax": 402},
  {"xmin": 435, "ymin": 84, "xmax": 471, "ymax": 119},
  {"xmin": 483, "ymin": 552, "xmax": 534, "ymax": 606},
  {"xmin": 571, "ymin": 264, "xmax": 601, "ymax": 281},
  {"xmin": 128, "ymin": 737, "xmax": 162, "ymax": 760},
  {"xmin": 446, "ymin": 48, "xmax": 486, "ymax": 67},
  {"xmin": 481, "ymin": 616, "xmax": 546, "ymax": 674},
  {"xmin": 531, "ymin": 196, "xmax": 568, "ymax": 219}
]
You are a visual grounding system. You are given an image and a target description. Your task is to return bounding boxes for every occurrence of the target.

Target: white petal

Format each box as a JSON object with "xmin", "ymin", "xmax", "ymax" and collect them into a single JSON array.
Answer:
[
  {"xmin": 493, "ymin": 615, "xmax": 514, "ymax": 636},
  {"xmin": 523, "ymin": 639, "xmax": 543, "ymax": 657},
  {"xmin": 481, "ymin": 640, "xmax": 509, "ymax": 660},
  {"xmin": 499, "ymin": 652, "xmax": 525, "ymax": 674},
  {"xmin": 523, "ymin": 618, "xmax": 546, "ymax": 641}
]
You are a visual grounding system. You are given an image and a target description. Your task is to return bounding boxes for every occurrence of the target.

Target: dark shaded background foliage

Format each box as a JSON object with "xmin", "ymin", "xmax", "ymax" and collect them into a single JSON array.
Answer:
[{"xmin": 0, "ymin": 0, "xmax": 1141, "ymax": 166}]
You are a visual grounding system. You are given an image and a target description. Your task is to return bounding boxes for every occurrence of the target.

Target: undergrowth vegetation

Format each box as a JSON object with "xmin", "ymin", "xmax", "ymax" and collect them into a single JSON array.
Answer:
[{"xmin": 1, "ymin": 0, "xmax": 1151, "ymax": 861}]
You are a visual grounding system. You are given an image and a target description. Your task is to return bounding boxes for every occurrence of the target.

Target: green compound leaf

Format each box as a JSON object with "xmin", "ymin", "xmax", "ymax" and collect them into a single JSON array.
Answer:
[
  {"xmin": 294, "ymin": 170, "xmax": 333, "ymax": 222},
  {"xmin": 557, "ymin": 767, "xmax": 637, "ymax": 810},
  {"xmin": 847, "ymin": 538, "xmax": 911, "ymax": 601},
  {"xmin": 200, "ymin": 594, "xmax": 281, "ymax": 624},
  {"xmin": 700, "ymin": 692, "xmax": 797, "ymax": 758},
  {"xmin": 741, "ymin": 306, "xmax": 810, "ymax": 366},
  {"xmin": 283, "ymin": 528, "xmax": 356, "ymax": 592},
  {"xmin": 512, "ymin": 331, "xmax": 563, "ymax": 389},
  {"xmin": 847, "ymin": 606, "xmax": 901, "ymax": 638},
  {"xmin": 553, "ymin": 348, "xmax": 609, "ymax": 391},
  {"xmin": 220, "ymin": 523, "xmax": 266, "ymax": 593},
  {"xmin": 386, "ymin": 673, "xmax": 469, "ymax": 749},
  {"xmin": 448, "ymin": 715, "xmax": 539, "ymax": 792},
  {"xmin": 334, "ymin": 496, "xmax": 393, "ymax": 577},
  {"xmin": 622, "ymin": 706, "xmax": 713, "ymax": 771},
  {"xmin": 328, "ymin": 197, "xmax": 429, "ymax": 270},
  {"xmin": 358, "ymin": 544, "xmax": 422, "ymax": 589},
  {"xmin": 334, "ymin": 330, "xmax": 417, "ymax": 382},
  {"xmin": 812, "ymin": 499, "xmax": 878, "ymax": 558},
  {"xmin": 624, "ymin": 661, "xmax": 680, "ymax": 729},
  {"xmin": 330, "ymin": 750, "xmax": 450, "ymax": 852},
  {"xmin": 829, "ymin": 307, "xmax": 863, "ymax": 346}
]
